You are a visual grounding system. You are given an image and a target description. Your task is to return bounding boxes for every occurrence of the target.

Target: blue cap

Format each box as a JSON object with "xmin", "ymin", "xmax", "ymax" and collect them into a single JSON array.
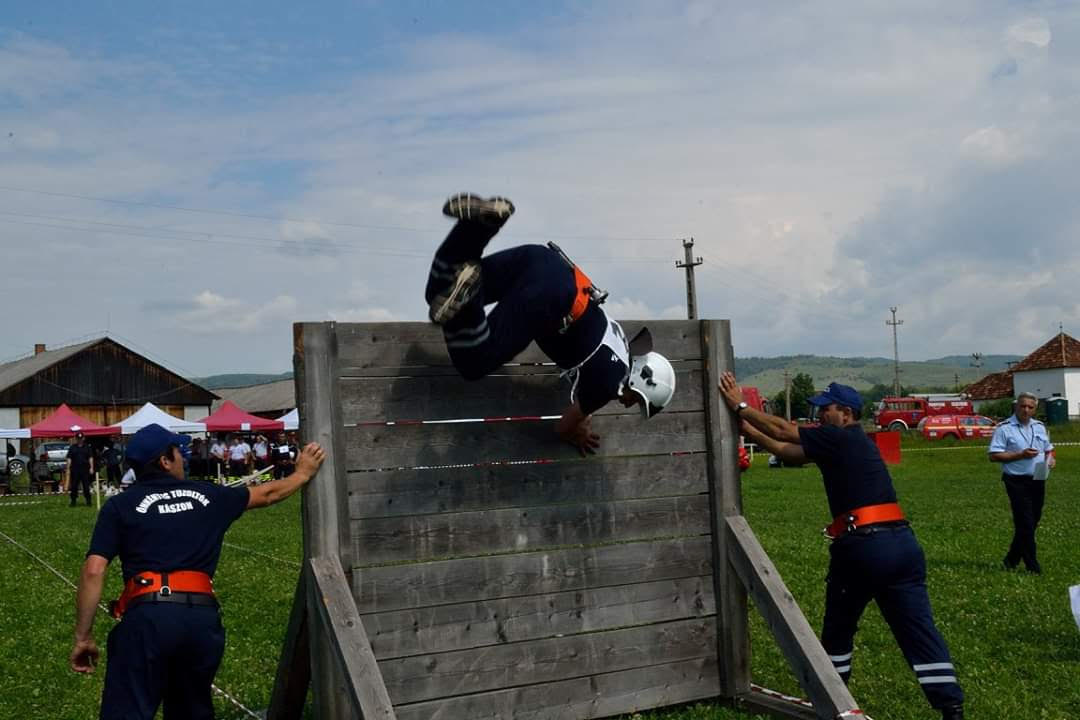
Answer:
[
  {"xmin": 808, "ymin": 382, "xmax": 863, "ymax": 413},
  {"xmin": 125, "ymin": 424, "xmax": 189, "ymax": 465}
]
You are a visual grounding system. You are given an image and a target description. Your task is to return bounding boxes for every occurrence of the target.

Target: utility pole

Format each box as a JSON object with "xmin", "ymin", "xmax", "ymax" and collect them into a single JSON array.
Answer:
[
  {"xmin": 783, "ymin": 371, "xmax": 791, "ymax": 421},
  {"xmin": 887, "ymin": 307, "xmax": 903, "ymax": 397},
  {"xmin": 675, "ymin": 237, "xmax": 703, "ymax": 320},
  {"xmin": 954, "ymin": 373, "xmax": 960, "ymax": 392}
]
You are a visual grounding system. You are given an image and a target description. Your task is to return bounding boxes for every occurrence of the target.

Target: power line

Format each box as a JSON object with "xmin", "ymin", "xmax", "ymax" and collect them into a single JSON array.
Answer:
[{"xmin": 0, "ymin": 184, "xmax": 677, "ymax": 243}]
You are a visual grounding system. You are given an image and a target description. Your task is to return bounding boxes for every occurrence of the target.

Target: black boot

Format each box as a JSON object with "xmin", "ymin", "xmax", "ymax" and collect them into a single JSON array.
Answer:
[{"xmin": 941, "ymin": 704, "xmax": 963, "ymax": 720}]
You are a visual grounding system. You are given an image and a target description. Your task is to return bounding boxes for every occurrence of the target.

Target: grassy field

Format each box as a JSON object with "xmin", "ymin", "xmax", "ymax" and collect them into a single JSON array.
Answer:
[{"xmin": 1, "ymin": 433, "xmax": 1078, "ymax": 719}]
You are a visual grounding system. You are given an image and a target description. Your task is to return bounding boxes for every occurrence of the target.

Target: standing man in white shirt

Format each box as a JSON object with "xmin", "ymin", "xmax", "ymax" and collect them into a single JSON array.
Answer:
[
  {"xmin": 989, "ymin": 392, "xmax": 1056, "ymax": 574},
  {"xmin": 209, "ymin": 436, "xmax": 228, "ymax": 480}
]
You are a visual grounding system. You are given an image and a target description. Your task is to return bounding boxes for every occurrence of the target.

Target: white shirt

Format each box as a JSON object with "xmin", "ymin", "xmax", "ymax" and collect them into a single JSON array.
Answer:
[
  {"xmin": 210, "ymin": 442, "xmax": 227, "ymax": 459},
  {"xmin": 253, "ymin": 441, "xmax": 268, "ymax": 459},
  {"xmin": 229, "ymin": 443, "xmax": 250, "ymax": 461}
]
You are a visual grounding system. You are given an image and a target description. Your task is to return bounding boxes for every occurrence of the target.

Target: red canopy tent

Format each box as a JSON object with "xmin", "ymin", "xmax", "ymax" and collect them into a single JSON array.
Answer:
[
  {"xmin": 29, "ymin": 404, "xmax": 119, "ymax": 437},
  {"xmin": 199, "ymin": 401, "xmax": 284, "ymax": 433}
]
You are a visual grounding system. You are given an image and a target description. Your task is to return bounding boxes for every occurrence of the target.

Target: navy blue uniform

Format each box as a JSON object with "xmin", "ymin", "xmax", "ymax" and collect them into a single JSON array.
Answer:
[
  {"xmin": 426, "ymin": 221, "xmax": 628, "ymax": 415},
  {"xmin": 87, "ymin": 471, "xmax": 249, "ymax": 719},
  {"xmin": 67, "ymin": 442, "xmax": 94, "ymax": 506},
  {"xmin": 799, "ymin": 424, "xmax": 963, "ymax": 710}
]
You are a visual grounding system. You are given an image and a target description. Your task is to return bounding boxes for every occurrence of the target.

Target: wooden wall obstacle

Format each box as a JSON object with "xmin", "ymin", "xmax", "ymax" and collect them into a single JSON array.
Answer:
[{"xmin": 267, "ymin": 319, "xmax": 865, "ymax": 720}]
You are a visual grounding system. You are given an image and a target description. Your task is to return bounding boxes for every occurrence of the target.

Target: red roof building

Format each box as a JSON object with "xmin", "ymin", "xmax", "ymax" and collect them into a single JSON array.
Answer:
[{"xmin": 1011, "ymin": 332, "xmax": 1080, "ymax": 418}]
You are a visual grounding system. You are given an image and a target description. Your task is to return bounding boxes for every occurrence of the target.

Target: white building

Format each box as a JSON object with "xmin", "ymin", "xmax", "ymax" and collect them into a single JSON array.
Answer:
[{"xmin": 1011, "ymin": 332, "xmax": 1080, "ymax": 419}]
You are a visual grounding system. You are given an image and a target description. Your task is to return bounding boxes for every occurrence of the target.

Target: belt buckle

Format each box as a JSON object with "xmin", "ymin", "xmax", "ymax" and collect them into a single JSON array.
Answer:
[
  {"xmin": 159, "ymin": 584, "xmax": 172, "ymax": 597},
  {"xmin": 845, "ymin": 513, "xmax": 857, "ymax": 535}
]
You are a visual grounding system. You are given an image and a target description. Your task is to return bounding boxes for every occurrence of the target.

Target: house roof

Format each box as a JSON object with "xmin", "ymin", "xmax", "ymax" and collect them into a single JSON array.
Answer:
[
  {"xmin": 212, "ymin": 379, "xmax": 295, "ymax": 414},
  {"xmin": 965, "ymin": 370, "xmax": 1014, "ymax": 400},
  {"xmin": 0, "ymin": 339, "xmax": 100, "ymax": 393},
  {"xmin": 1012, "ymin": 332, "xmax": 1080, "ymax": 372}
]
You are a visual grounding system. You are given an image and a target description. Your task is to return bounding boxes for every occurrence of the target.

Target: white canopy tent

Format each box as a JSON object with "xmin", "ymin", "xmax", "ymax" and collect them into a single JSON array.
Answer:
[
  {"xmin": 276, "ymin": 408, "xmax": 299, "ymax": 431},
  {"xmin": 0, "ymin": 428, "xmax": 30, "ymax": 439},
  {"xmin": 117, "ymin": 403, "xmax": 207, "ymax": 435}
]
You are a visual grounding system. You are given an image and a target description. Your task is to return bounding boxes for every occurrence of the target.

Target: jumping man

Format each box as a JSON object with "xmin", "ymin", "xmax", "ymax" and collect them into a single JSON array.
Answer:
[{"xmin": 425, "ymin": 193, "xmax": 676, "ymax": 454}]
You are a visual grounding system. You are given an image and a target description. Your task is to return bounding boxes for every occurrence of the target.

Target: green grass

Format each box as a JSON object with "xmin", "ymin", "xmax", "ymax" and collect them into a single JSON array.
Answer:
[{"xmin": 2, "ymin": 441, "xmax": 1079, "ymax": 719}]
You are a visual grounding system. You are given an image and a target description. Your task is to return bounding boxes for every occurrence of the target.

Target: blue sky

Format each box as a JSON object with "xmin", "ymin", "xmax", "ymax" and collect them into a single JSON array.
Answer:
[{"xmin": 1, "ymin": 1, "xmax": 1078, "ymax": 376}]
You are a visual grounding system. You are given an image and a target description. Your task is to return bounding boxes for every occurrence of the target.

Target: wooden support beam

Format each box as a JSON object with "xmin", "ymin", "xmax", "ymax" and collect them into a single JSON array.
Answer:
[
  {"xmin": 266, "ymin": 574, "xmax": 312, "ymax": 720},
  {"xmin": 726, "ymin": 515, "xmax": 861, "ymax": 719},
  {"xmin": 702, "ymin": 319, "xmax": 750, "ymax": 697},
  {"xmin": 295, "ymin": 322, "xmax": 354, "ymax": 718},
  {"xmin": 308, "ymin": 555, "xmax": 397, "ymax": 720},
  {"xmin": 738, "ymin": 687, "xmax": 818, "ymax": 720}
]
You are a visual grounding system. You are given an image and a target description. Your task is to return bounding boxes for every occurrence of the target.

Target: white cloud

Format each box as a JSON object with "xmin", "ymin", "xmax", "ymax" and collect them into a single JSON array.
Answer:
[
  {"xmin": 1006, "ymin": 17, "xmax": 1052, "ymax": 52},
  {"xmin": 172, "ymin": 292, "xmax": 298, "ymax": 335}
]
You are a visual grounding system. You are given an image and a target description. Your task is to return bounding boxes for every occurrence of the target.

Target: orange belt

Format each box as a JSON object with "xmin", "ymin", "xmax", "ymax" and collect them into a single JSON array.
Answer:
[
  {"xmin": 111, "ymin": 570, "xmax": 215, "ymax": 618},
  {"xmin": 824, "ymin": 502, "xmax": 906, "ymax": 539},
  {"xmin": 559, "ymin": 265, "xmax": 594, "ymax": 332}
]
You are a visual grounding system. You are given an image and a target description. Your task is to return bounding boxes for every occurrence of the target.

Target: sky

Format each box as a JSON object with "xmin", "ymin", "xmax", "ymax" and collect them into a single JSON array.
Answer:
[{"xmin": 1, "ymin": 1, "xmax": 1078, "ymax": 376}]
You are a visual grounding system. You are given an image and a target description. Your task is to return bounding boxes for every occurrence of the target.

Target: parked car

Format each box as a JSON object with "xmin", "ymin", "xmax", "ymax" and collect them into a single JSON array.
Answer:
[
  {"xmin": 37, "ymin": 441, "xmax": 71, "ymax": 472},
  {"xmin": 1, "ymin": 441, "xmax": 30, "ymax": 478},
  {"xmin": 919, "ymin": 414, "xmax": 997, "ymax": 441}
]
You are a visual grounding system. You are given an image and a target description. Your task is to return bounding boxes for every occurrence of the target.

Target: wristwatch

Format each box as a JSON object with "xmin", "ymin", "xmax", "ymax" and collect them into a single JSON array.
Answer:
[{"xmin": 735, "ymin": 401, "xmax": 748, "ymax": 415}]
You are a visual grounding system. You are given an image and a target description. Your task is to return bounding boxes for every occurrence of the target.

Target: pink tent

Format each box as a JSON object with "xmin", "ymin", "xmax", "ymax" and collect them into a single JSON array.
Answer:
[
  {"xmin": 29, "ymin": 404, "xmax": 119, "ymax": 437},
  {"xmin": 199, "ymin": 401, "xmax": 284, "ymax": 432}
]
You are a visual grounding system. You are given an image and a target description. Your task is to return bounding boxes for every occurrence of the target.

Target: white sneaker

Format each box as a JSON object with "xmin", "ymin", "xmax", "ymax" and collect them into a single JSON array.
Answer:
[
  {"xmin": 442, "ymin": 193, "xmax": 515, "ymax": 227},
  {"xmin": 428, "ymin": 262, "xmax": 481, "ymax": 324}
]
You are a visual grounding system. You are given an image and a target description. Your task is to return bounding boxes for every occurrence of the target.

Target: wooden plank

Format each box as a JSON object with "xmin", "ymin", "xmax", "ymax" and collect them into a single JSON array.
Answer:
[
  {"xmin": 739, "ymin": 687, "xmax": 818, "ymax": 720},
  {"xmin": 702, "ymin": 319, "xmax": 750, "ymax": 697},
  {"xmin": 344, "ymin": 411, "xmax": 706, "ymax": 470},
  {"xmin": 334, "ymin": 320, "xmax": 703, "ymax": 370},
  {"xmin": 294, "ymin": 322, "xmax": 354, "ymax": 719},
  {"xmin": 337, "ymin": 365, "xmax": 704, "ymax": 422},
  {"xmin": 363, "ymin": 576, "xmax": 715, "ymax": 660},
  {"xmin": 266, "ymin": 574, "xmax": 311, "ymax": 720},
  {"xmin": 726, "ymin": 515, "xmax": 860, "ymax": 719},
  {"xmin": 394, "ymin": 656, "xmax": 721, "ymax": 720},
  {"xmin": 352, "ymin": 495, "xmax": 710, "ymax": 564},
  {"xmin": 379, "ymin": 617, "xmax": 716, "ymax": 705},
  {"xmin": 352, "ymin": 536, "xmax": 713, "ymax": 613},
  {"xmin": 308, "ymin": 556, "xmax": 397, "ymax": 720},
  {"xmin": 347, "ymin": 453, "xmax": 708, "ymax": 519}
]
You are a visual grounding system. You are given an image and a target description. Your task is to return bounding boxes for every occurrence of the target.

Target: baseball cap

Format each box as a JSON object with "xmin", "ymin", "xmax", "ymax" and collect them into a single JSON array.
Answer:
[
  {"xmin": 125, "ymin": 424, "xmax": 190, "ymax": 465},
  {"xmin": 807, "ymin": 382, "xmax": 863, "ymax": 413}
]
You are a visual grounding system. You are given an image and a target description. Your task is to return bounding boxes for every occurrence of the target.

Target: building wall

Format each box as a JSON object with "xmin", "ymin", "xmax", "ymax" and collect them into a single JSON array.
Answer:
[
  {"xmin": 17, "ymin": 404, "xmax": 187, "ymax": 428},
  {"xmin": 1013, "ymin": 368, "xmax": 1080, "ymax": 418},
  {"xmin": 0, "ymin": 408, "xmax": 18, "ymax": 430}
]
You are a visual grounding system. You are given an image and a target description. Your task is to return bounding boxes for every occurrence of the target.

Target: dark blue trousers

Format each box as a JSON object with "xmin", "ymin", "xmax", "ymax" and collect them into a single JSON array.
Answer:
[
  {"xmin": 425, "ymin": 221, "xmax": 575, "ymax": 380},
  {"xmin": 1002, "ymin": 473, "xmax": 1044, "ymax": 572},
  {"xmin": 821, "ymin": 525, "xmax": 963, "ymax": 709},
  {"xmin": 100, "ymin": 603, "xmax": 225, "ymax": 720}
]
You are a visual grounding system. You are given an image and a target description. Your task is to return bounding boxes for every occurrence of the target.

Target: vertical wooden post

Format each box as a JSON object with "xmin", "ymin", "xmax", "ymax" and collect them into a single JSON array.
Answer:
[
  {"xmin": 702, "ymin": 319, "xmax": 750, "ymax": 697},
  {"xmin": 266, "ymin": 574, "xmax": 312, "ymax": 720},
  {"xmin": 294, "ymin": 322, "xmax": 354, "ymax": 718}
]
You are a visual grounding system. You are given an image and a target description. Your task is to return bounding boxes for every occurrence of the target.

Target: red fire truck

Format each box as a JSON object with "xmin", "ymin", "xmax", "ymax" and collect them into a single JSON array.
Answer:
[{"xmin": 874, "ymin": 395, "xmax": 974, "ymax": 431}]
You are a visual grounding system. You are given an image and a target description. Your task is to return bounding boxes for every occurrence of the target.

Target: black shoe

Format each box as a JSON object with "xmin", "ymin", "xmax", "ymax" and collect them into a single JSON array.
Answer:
[
  {"xmin": 428, "ymin": 262, "xmax": 481, "ymax": 325},
  {"xmin": 1002, "ymin": 556, "xmax": 1018, "ymax": 570},
  {"xmin": 442, "ymin": 193, "xmax": 514, "ymax": 228},
  {"xmin": 941, "ymin": 704, "xmax": 963, "ymax": 720}
]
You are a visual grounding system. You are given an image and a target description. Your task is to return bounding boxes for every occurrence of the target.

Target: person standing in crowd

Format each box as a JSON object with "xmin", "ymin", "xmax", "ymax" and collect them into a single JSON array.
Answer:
[
  {"xmin": 66, "ymin": 432, "xmax": 95, "ymax": 507},
  {"xmin": 209, "ymin": 434, "xmax": 227, "ymax": 480},
  {"xmin": 189, "ymin": 437, "xmax": 208, "ymax": 480},
  {"xmin": 252, "ymin": 434, "xmax": 269, "ymax": 470},
  {"xmin": 989, "ymin": 392, "xmax": 1055, "ymax": 574},
  {"xmin": 271, "ymin": 431, "xmax": 296, "ymax": 480},
  {"xmin": 719, "ymin": 373, "xmax": 964, "ymax": 720},
  {"xmin": 69, "ymin": 423, "xmax": 326, "ymax": 718},
  {"xmin": 227, "ymin": 436, "xmax": 251, "ymax": 478},
  {"xmin": 103, "ymin": 437, "xmax": 124, "ymax": 488}
]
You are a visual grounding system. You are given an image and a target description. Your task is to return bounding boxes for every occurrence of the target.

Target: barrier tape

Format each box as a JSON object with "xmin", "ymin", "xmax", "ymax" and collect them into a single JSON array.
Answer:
[
  {"xmin": 903, "ymin": 440, "xmax": 1080, "ymax": 453},
  {"xmin": 0, "ymin": 501, "xmax": 44, "ymax": 507},
  {"xmin": 0, "ymin": 490, "xmax": 66, "ymax": 498},
  {"xmin": 0, "ymin": 528, "xmax": 261, "ymax": 719}
]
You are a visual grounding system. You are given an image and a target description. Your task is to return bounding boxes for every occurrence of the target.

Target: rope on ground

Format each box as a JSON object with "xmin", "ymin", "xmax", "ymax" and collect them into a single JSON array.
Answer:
[
  {"xmin": 0, "ymin": 528, "xmax": 262, "ymax": 719},
  {"xmin": 223, "ymin": 541, "xmax": 301, "ymax": 569}
]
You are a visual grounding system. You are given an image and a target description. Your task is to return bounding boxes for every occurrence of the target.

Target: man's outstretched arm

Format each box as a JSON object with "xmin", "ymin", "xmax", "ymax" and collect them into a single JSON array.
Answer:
[
  {"xmin": 555, "ymin": 402, "xmax": 600, "ymax": 456},
  {"xmin": 742, "ymin": 422, "xmax": 808, "ymax": 466},
  {"xmin": 718, "ymin": 371, "xmax": 800, "ymax": 443}
]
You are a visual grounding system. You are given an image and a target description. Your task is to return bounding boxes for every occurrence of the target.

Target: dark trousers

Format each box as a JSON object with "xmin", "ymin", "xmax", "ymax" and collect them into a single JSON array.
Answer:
[
  {"xmin": 70, "ymin": 472, "xmax": 92, "ymax": 505},
  {"xmin": 821, "ymin": 525, "xmax": 963, "ymax": 710},
  {"xmin": 425, "ymin": 221, "xmax": 575, "ymax": 380},
  {"xmin": 106, "ymin": 464, "xmax": 122, "ymax": 486},
  {"xmin": 1002, "ymin": 473, "xmax": 1045, "ymax": 572},
  {"xmin": 100, "ymin": 603, "xmax": 225, "ymax": 720}
]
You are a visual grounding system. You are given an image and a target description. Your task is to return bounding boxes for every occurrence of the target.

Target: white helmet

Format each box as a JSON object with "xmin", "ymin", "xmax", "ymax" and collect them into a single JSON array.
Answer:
[{"xmin": 627, "ymin": 352, "xmax": 676, "ymax": 418}]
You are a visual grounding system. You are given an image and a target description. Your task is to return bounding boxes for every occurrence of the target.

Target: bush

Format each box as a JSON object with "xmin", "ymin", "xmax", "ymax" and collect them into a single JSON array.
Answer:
[{"xmin": 978, "ymin": 397, "xmax": 1014, "ymax": 420}]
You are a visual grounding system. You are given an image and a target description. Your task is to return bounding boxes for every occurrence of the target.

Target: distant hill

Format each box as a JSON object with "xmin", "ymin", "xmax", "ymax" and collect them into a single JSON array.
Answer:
[
  {"xmin": 733, "ymin": 355, "xmax": 1022, "ymax": 395},
  {"xmin": 194, "ymin": 372, "xmax": 293, "ymax": 390}
]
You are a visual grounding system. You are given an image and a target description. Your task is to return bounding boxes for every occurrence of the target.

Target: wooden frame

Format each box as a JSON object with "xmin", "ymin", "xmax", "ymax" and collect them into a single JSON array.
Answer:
[{"xmin": 267, "ymin": 320, "xmax": 863, "ymax": 720}]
